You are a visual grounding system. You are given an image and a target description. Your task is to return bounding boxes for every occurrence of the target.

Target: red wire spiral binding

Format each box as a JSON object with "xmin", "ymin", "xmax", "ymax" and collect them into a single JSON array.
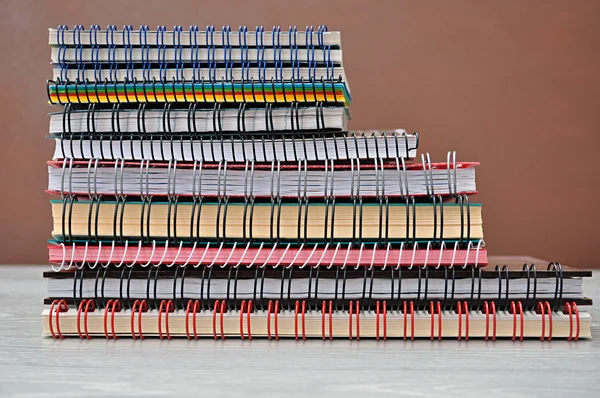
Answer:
[
  {"xmin": 268, "ymin": 300, "xmax": 273, "ymax": 340},
  {"xmin": 491, "ymin": 301, "xmax": 497, "ymax": 341},
  {"xmin": 158, "ymin": 300, "xmax": 174, "ymax": 340},
  {"xmin": 457, "ymin": 301, "xmax": 463, "ymax": 341},
  {"xmin": 484, "ymin": 302, "xmax": 489, "ymax": 340},
  {"xmin": 247, "ymin": 300, "xmax": 253, "ymax": 340},
  {"xmin": 409, "ymin": 301, "xmax": 414, "ymax": 340},
  {"xmin": 321, "ymin": 301, "xmax": 326, "ymax": 340},
  {"xmin": 463, "ymin": 302, "xmax": 469, "ymax": 341},
  {"xmin": 49, "ymin": 299, "xmax": 68, "ymax": 339},
  {"xmin": 572, "ymin": 302, "xmax": 580, "ymax": 341},
  {"xmin": 131, "ymin": 300, "xmax": 147, "ymax": 340},
  {"xmin": 220, "ymin": 300, "xmax": 226, "ymax": 340},
  {"xmin": 377, "ymin": 301, "xmax": 381, "ymax": 341},
  {"xmin": 510, "ymin": 301, "xmax": 516, "ymax": 341},
  {"xmin": 517, "ymin": 301, "xmax": 523, "ymax": 341},
  {"xmin": 383, "ymin": 301, "xmax": 388, "ymax": 341},
  {"xmin": 510, "ymin": 301, "xmax": 524, "ymax": 341},
  {"xmin": 110, "ymin": 300, "xmax": 121, "ymax": 339},
  {"xmin": 240, "ymin": 300, "xmax": 247, "ymax": 340},
  {"xmin": 103, "ymin": 300, "xmax": 113, "ymax": 339},
  {"xmin": 185, "ymin": 300, "xmax": 201, "ymax": 340},
  {"xmin": 131, "ymin": 300, "xmax": 139, "ymax": 339},
  {"xmin": 76, "ymin": 299, "xmax": 95, "ymax": 339},
  {"xmin": 544, "ymin": 301, "xmax": 552, "ymax": 341},
  {"xmin": 349, "ymin": 301, "xmax": 353, "ymax": 341},
  {"xmin": 355, "ymin": 301, "xmax": 360, "ymax": 341},
  {"xmin": 402, "ymin": 301, "xmax": 415, "ymax": 340},
  {"xmin": 48, "ymin": 299, "xmax": 59, "ymax": 339},
  {"xmin": 192, "ymin": 300, "xmax": 200, "ymax": 339},
  {"xmin": 76, "ymin": 300, "xmax": 87, "ymax": 339},
  {"xmin": 564, "ymin": 302, "xmax": 572, "ymax": 340},
  {"xmin": 84, "ymin": 300, "xmax": 95, "ymax": 339},
  {"xmin": 436, "ymin": 301, "xmax": 442, "ymax": 341},
  {"xmin": 328, "ymin": 301, "xmax": 333, "ymax": 341},
  {"xmin": 274, "ymin": 300, "xmax": 279, "ymax": 340},
  {"xmin": 103, "ymin": 299, "xmax": 121, "ymax": 339},
  {"xmin": 430, "ymin": 302, "xmax": 434, "ymax": 340},
  {"xmin": 213, "ymin": 300, "xmax": 219, "ymax": 340},
  {"xmin": 301, "ymin": 300, "xmax": 306, "ymax": 340},
  {"xmin": 294, "ymin": 301, "xmax": 299, "ymax": 340},
  {"xmin": 429, "ymin": 301, "xmax": 444, "ymax": 340},
  {"xmin": 403, "ymin": 301, "xmax": 407, "ymax": 340},
  {"xmin": 265, "ymin": 300, "xmax": 280, "ymax": 340},
  {"xmin": 537, "ymin": 302, "xmax": 545, "ymax": 341}
]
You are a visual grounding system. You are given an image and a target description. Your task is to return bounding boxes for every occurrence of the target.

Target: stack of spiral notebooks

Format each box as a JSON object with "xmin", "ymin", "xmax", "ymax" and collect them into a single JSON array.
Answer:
[{"xmin": 43, "ymin": 25, "xmax": 592, "ymax": 340}]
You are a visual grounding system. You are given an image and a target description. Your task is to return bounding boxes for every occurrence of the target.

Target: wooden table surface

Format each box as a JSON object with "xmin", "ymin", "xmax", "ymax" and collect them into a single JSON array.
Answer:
[{"xmin": 0, "ymin": 265, "xmax": 598, "ymax": 398}]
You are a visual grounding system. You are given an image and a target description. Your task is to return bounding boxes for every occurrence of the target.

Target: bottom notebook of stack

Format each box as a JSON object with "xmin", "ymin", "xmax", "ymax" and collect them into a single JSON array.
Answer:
[{"xmin": 42, "ymin": 256, "xmax": 592, "ymax": 340}]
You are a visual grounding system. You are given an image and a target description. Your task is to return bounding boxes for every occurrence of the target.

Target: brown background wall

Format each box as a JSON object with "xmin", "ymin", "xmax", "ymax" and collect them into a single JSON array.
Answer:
[{"xmin": 0, "ymin": 0, "xmax": 599, "ymax": 267}]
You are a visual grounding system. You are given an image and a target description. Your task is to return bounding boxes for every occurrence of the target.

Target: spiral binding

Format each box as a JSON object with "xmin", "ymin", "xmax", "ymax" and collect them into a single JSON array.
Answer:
[
  {"xmin": 52, "ymin": 25, "xmax": 337, "ymax": 48},
  {"xmin": 47, "ymin": 297, "xmax": 581, "ymax": 340}
]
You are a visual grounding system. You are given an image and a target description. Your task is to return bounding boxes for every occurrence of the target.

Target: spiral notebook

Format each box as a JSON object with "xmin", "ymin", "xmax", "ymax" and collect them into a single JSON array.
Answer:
[
  {"xmin": 42, "ymin": 25, "xmax": 593, "ymax": 341},
  {"xmin": 51, "ymin": 130, "xmax": 419, "ymax": 163}
]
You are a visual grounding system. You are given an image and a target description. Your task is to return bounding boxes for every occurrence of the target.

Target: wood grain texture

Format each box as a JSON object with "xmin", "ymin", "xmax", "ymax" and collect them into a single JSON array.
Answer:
[
  {"xmin": 0, "ymin": 0, "xmax": 599, "ymax": 267},
  {"xmin": 0, "ymin": 265, "xmax": 598, "ymax": 397}
]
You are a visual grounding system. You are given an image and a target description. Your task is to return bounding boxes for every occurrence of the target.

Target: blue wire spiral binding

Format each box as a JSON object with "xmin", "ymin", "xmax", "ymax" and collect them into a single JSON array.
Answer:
[
  {"xmin": 122, "ymin": 25, "xmax": 133, "ymax": 82},
  {"xmin": 57, "ymin": 25, "xmax": 68, "ymax": 82},
  {"xmin": 206, "ymin": 26, "xmax": 215, "ymax": 82},
  {"xmin": 288, "ymin": 26, "xmax": 299, "ymax": 81},
  {"xmin": 255, "ymin": 26, "xmax": 265, "ymax": 81},
  {"xmin": 106, "ymin": 25, "xmax": 117, "ymax": 82},
  {"xmin": 238, "ymin": 26, "xmax": 249, "ymax": 82},
  {"xmin": 222, "ymin": 26, "xmax": 232, "ymax": 81},
  {"xmin": 272, "ymin": 26, "xmax": 282, "ymax": 81},
  {"xmin": 190, "ymin": 25, "xmax": 200, "ymax": 83},
  {"xmin": 72, "ymin": 25, "xmax": 84, "ymax": 82},
  {"xmin": 173, "ymin": 26, "xmax": 183, "ymax": 81},
  {"xmin": 90, "ymin": 25, "xmax": 101, "ymax": 82},
  {"xmin": 317, "ymin": 25, "xmax": 332, "ymax": 80},
  {"xmin": 139, "ymin": 25, "xmax": 150, "ymax": 81},
  {"xmin": 156, "ymin": 25, "xmax": 167, "ymax": 81},
  {"xmin": 305, "ymin": 26, "xmax": 315, "ymax": 81}
]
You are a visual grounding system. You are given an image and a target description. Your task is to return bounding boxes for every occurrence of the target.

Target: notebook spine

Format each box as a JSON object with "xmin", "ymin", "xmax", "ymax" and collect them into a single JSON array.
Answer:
[{"xmin": 47, "ymin": 298, "xmax": 580, "ymax": 341}]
